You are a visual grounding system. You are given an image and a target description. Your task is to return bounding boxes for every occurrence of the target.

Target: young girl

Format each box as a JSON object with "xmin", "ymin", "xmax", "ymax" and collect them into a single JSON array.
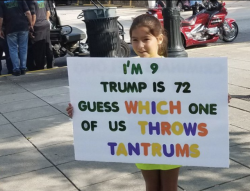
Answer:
[
  {"xmin": 67, "ymin": 14, "xmax": 231, "ymax": 191},
  {"xmin": 129, "ymin": 14, "xmax": 181, "ymax": 191}
]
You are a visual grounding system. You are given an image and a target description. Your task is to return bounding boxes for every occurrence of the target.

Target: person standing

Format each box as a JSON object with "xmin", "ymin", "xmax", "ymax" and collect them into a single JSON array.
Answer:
[
  {"xmin": 0, "ymin": 0, "xmax": 33, "ymax": 76},
  {"xmin": 27, "ymin": 0, "xmax": 54, "ymax": 70}
]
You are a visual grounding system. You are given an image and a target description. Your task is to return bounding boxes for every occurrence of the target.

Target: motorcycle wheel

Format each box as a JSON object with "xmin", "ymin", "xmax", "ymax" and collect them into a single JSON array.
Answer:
[
  {"xmin": 120, "ymin": 40, "xmax": 130, "ymax": 57},
  {"xmin": 222, "ymin": 22, "xmax": 238, "ymax": 42}
]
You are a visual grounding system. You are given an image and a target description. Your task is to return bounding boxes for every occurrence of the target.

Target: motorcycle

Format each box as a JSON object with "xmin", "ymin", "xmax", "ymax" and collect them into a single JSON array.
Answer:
[
  {"xmin": 147, "ymin": 1, "xmax": 238, "ymax": 48},
  {"xmin": 48, "ymin": 0, "xmax": 88, "ymax": 58}
]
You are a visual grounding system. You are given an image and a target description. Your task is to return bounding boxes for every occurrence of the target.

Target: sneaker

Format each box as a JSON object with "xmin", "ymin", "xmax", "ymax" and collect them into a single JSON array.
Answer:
[
  {"xmin": 21, "ymin": 69, "xmax": 26, "ymax": 75},
  {"xmin": 12, "ymin": 71, "xmax": 21, "ymax": 76}
]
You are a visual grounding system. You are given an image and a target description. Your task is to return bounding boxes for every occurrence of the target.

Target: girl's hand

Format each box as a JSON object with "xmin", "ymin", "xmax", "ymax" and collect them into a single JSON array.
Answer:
[
  {"xmin": 66, "ymin": 103, "xmax": 73, "ymax": 118},
  {"xmin": 228, "ymin": 94, "xmax": 231, "ymax": 103}
]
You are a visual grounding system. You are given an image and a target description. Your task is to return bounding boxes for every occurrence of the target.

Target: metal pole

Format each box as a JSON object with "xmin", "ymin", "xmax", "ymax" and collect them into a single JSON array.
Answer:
[{"xmin": 162, "ymin": 0, "xmax": 188, "ymax": 57}]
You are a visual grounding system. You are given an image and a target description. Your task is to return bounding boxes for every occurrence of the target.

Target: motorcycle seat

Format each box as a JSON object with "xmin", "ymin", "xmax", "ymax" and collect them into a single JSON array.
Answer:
[
  {"xmin": 50, "ymin": 26, "xmax": 86, "ymax": 45},
  {"xmin": 181, "ymin": 15, "xmax": 197, "ymax": 26}
]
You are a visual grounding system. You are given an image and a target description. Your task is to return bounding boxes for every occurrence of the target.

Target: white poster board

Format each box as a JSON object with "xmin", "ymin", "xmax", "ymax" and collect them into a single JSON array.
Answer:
[{"xmin": 67, "ymin": 57, "xmax": 229, "ymax": 168}]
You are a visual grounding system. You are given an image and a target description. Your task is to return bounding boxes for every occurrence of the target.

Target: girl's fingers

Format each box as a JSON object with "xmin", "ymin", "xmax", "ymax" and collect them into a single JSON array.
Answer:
[
  {"xmin": 66, "ymin": 107, "xmax": 72, "ymax": 112},
  {"xmin": 66, "ymin": 103, "xmax": 73, "ymax": 118},
  {"xmin": 68, "ymin": 112, "xmax": 72, "ymax": 118},
  {"xmin": 66, "ymin": 105, "xmax": 73, "ymax": 112}
]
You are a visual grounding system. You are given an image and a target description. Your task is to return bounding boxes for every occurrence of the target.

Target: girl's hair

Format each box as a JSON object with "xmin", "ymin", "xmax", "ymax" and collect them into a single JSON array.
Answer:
[{"xmin": 129, "ymin": 14, "xmax": 168, "ymax": 57}]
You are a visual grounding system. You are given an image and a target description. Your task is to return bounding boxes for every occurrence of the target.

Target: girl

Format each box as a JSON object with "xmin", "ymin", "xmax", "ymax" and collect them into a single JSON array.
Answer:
[
  {"xmin": 128, "ymin": 14, "xmax": 181, "ymax": 191},
  {"xmin": 67, "ymin": 14, "xmax": 231, "ymax": 191}
]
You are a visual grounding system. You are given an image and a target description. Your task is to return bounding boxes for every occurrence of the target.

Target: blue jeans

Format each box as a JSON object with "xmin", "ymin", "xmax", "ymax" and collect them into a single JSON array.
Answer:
[{"xmin": 7, "ymin": 31, "xmax": 28, "ymax": 72}]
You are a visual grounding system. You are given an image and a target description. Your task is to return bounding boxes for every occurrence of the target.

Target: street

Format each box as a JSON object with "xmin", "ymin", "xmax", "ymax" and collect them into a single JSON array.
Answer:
[{"xmin": 0, "ymin": 1, "xmax": 250, "ymax": 191}]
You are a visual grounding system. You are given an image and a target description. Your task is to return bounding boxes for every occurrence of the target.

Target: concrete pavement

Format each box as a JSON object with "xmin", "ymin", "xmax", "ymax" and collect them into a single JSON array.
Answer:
[{"xmin": 1, "ymin": 1, "xmax": 250, "ymax": 191}]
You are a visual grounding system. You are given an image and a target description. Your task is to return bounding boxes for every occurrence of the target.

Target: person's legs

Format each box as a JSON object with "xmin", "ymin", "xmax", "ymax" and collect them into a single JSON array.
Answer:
[
  {"xmin": 45, "ymin": 26, "xmax": 54, "ymax": 69},
  {"xmin": 17, "ymin": 31, "xmax": 28, "ymax": 73},
  {"xmin": 32, "ymin": 40, "xmax": 46, "ymax": 70},
  {"xmin": 4, "ymin": 39, "xmax": 13, "ymax": 74},
  {"xmin": 26, "ymin": 40, "xmax": 36, "ymax": 71},
  {"xmin": 7, "ymin": 32, "xmax": 20, "ymax": 74},
  {"xmin": 160, "ymin": 168, "xmax": 180, "ymax": 191},
  {"xmin": 141, "ymin": 170, "xmax": 161, "ymax": 191},
  {"xmin": 45, "ymin": 42, "xmax": 54, "ymax": 68}
]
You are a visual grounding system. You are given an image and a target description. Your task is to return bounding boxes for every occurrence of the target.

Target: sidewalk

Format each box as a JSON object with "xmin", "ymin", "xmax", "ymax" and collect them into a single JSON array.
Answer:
[{"xmin": 0, "ymin": 39, "xmax": 250, "ymax": 190}]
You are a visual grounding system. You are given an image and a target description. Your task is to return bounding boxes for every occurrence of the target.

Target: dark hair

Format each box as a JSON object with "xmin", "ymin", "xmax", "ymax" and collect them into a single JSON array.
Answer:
[{"xmin": 129, "ymin": 14, "xmax": 168, "ymax": 57}]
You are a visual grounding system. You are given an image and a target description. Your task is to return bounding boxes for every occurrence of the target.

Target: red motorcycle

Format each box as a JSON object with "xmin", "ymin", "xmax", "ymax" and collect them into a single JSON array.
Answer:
[{"xmin": 147, "ymin": 2, "xmax": 238, "ymax": 48}]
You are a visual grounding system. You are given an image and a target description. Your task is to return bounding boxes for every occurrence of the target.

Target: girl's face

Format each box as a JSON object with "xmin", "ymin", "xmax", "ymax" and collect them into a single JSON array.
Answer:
[{"xmin": 131, "ymin": 26, "xmax": 163, "ymax": 58}]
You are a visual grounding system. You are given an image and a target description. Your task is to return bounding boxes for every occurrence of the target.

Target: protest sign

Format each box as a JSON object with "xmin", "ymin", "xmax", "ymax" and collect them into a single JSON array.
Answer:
[{"xmin": 67, "ymin": 57, "xmax": 229, "ymax": 168}]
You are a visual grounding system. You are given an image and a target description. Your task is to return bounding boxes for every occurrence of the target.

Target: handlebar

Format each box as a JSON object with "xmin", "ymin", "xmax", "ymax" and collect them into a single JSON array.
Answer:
[{"xmin": 77, "ymin": 11, "xmax": 84, "ymax": 19}]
